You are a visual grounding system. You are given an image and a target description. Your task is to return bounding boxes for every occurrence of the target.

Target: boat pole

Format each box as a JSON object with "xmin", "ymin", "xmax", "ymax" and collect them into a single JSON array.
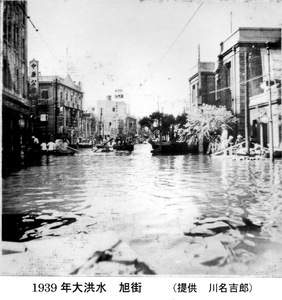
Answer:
[
  {"xmin": 266, "ymin": 42, "xmax": 274, "ymax": 162},
  {"xmin": 54, "ymin": 78, "xmax": 58, "ymax": 139},
  {"xmin": 244, "ymin": 52, "xmax": 250, "ymax": 155}
]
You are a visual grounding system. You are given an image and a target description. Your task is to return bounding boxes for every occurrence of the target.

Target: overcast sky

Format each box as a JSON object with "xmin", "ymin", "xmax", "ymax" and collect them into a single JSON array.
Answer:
[{"xmin": 27, "ymin": 0, "xmax": 282, "ymax": 117}]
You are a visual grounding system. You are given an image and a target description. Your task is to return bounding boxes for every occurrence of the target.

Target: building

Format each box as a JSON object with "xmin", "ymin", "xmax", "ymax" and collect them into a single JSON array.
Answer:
[
  {"xmin": 125, "ymin": 114, "xmax": 137, "ymax": 141},
  {"xmin": 96, "ymin": 95, "xmax": 128, "ymax": 141},
  {"xmin": 29, "ymin": 66, "xmax": 84, "ymax": 144},
  {"xmin": 80, "ymin": 108, "xmax": 97, "ymax": 142},
  {"xmin": 188, "ymin": 61, "xmax": 216, "ymax": 113},
  {"xmin": 2, "ymin": 1, "xmax": 30, "ymax": 173},
  {"xmin": 216, "ymin": 27, "xmax": 281, "ymax": 150}
]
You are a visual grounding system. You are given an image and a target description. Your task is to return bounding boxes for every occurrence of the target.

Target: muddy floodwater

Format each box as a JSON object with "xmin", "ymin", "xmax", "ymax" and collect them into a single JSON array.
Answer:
[{"xmin": 2, "ymin": 143, "xmax": 282, "ymax": 276}]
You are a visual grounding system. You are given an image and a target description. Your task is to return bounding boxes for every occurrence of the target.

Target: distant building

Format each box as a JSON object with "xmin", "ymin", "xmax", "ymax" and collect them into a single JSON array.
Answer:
[
  {"xmin": 96, "ymin": 96, "xmax": 128, "ymax": 141},
  {"xmin": 188, "ymin": 62, "xmax": 215, "ymax": 113},
  {"xmin": 216, "ymin": 27, "xmax": 281, "ymax": 149},
  {"xmin": 29, "ymin": 70, "xmax": 84, "ymax": 144},
  {"xmin": 80, "ymin": 108, "xmax": 97, "ymax": 142},
  {"xmin": 2, "ymin": 1, "xmax": 30, "ymax": 172},
  {"xmin": 125, "ymin": 114, "xmax": 137, "ymax": 141}
]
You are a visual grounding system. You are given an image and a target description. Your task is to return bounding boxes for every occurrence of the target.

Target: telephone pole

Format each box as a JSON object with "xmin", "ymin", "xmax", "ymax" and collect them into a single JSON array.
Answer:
[
  {"xmin": 244, "ymin": 52, "xmax": 250, "ymax": 155},
  {"xmin": 54, "ymin": 78, "xmax": 58, "ymax": 139}
]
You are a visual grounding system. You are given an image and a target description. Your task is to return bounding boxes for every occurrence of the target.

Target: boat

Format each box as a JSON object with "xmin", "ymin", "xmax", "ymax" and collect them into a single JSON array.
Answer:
[
  {"xmin": 113, "ymin": 144, "xmax": 134, "ymax": 151},
  {"xmin": 150, "ymin": 140, "xmax": 189, "ymax": 155},
  {"xmin": 52, "ymin": 149, "xmax": 76, "ymax": 156},
  {"xmin": 69, "ymin": 143, "xmax": 93, "ymax": 149}
]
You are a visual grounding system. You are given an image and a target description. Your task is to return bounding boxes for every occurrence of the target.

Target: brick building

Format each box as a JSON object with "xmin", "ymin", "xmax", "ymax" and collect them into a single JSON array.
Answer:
[{"xmin": 2, "ymin": 1, "xmax": 30, "ymax": 173}]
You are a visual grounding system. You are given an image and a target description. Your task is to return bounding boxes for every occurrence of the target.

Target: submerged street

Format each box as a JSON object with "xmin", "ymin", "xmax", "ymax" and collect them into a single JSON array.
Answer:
[{"xmin": 2, "ymin": 144, "xmax": 282, "ymax": 275}]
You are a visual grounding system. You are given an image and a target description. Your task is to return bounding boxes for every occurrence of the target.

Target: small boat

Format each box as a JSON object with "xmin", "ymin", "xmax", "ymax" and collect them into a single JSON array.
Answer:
[
  {"xmin": 150, "ymin": 140, "xmax": 189, "ymax": 155},
  {"xmin": 113, "ymin": 144, "xmax": 134, "ymax": 151},
  {"xmin": 69, "ymin": 140, "xmax": 93, "ymax": 149},
  {"xmin": 52, "ymin": 149, "xmax": 76, "ymax": 156}
]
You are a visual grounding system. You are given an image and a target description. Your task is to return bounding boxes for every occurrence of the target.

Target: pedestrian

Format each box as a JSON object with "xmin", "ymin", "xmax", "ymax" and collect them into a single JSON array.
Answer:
[{"xmin": 220, "ymin": 124, "xmax": 229, "ymax": 150}]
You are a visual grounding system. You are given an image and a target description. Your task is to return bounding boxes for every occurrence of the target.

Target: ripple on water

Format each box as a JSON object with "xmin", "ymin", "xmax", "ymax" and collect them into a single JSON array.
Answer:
[{"xmin": 2, "ymin": 145, "xmax": 282, "ymax": 275}]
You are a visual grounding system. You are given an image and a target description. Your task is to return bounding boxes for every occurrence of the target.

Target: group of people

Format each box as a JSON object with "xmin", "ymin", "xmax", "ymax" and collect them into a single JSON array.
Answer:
[
  {"xmin": 220, "ymin": 125, "xmax": 245, "ymax": 151},
  {"xmin": 29, "ymin": 136, "xmax": 70, "ymax": 154}
]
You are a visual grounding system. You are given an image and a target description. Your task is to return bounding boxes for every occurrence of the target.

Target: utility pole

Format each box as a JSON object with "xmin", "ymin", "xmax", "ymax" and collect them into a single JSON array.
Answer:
[
  {"xmin": 54, "ymin": 78, "xmax": 58, "ymax": 139},
  {"xmin": 244, "ymin": 52, "xmax": 250, "ymax": 155},
  {"xmin": 100, "ymin": 108, "xmax": 103, "ymax": 142},
  {"xmin": 197, "ymin": 44, "xmax": 201, "ymax": 108},
  {"xmin": 266, "ymin": 42, "xmax": 274, "ymax": 162}
]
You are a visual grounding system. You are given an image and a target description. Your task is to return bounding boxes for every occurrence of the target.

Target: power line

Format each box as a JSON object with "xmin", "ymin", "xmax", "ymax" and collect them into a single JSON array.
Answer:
[
  {"xmin": 140, "ymin": 1, "xmax": 204, "ymax": 88},
  {"xmin": 16, "ymin": 2, "xmax": 64, "ymax": 67}
]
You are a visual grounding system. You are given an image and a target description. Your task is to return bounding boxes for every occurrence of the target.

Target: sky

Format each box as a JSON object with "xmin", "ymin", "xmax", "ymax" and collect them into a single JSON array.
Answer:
[{"xmin": 27, "ymin": 0, "xmax": 282, "ymax": 117}]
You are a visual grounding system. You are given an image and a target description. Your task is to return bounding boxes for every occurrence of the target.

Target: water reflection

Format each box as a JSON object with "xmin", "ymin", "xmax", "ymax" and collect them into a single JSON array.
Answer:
[{"xmin": 2, "ymin": 144, "xmax": 282, "ymax": 275}]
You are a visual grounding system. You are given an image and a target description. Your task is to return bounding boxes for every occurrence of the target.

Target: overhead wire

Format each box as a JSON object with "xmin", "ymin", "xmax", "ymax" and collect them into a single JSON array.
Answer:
[
  {"xmin": 140, "ymin": 1, "xmax": 205, "ymax": 88},
  {"xmin": 16, "ymin": 2, "xmax": 64, "ymax": 67}
]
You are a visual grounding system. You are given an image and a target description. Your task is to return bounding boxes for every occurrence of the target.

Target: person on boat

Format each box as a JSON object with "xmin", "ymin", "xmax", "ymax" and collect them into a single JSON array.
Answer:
[
  {"xmin": 47, "ymin": 140, "xmax": 56, "ymax": 152},
  {"xmin": 228, "ymin": 136, "xmax": 234, "ymax": 147},
  {"xmin": 62, "ymin": 139, "xmax": 69, "ymax": 151},
  {"xmin": 40, "ymin": 141, "xmax": 47, "ymax": 153},
  {"xmin": 32, "ymin": 135, "xmax": 39, "ymax": 145},
  {"xmin": 55, "ymin": 139, "xmax": 63, "ymax": 150},
  {"xmin": 235, "ymin": 135, "xmax": 244, "ymax": 145}
]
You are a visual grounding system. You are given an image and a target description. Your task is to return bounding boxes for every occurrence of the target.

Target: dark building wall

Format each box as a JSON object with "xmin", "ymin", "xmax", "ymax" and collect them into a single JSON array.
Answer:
[{"xmin": 2, "ymin": 1, "xmax": 30, "ymax": 175}]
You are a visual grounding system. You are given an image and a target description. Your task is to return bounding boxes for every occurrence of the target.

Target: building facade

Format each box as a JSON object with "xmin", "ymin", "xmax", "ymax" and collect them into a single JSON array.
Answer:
[
  {"xmin": 2, "ymin": 1, "xmax": 30, "ymax": 173},
  {"xmin": 30, "ymin": 71, "xmax": 84, "ymax": 144},
  {"xmin": 96, "ymin": 96, "xmax": 128, "ymax": 141},
  {"xmin": 216, "ymin": 27, "xmax": 281, "ymax": 150}
]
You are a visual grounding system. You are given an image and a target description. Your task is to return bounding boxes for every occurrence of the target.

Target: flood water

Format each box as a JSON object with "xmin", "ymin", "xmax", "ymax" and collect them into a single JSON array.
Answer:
[{"xmin": 2, "ymin": 143, "xmax": 282, "ymax": 276}]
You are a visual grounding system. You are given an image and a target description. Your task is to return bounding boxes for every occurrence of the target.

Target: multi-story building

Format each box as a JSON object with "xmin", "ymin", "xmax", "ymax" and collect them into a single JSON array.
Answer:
[
  {"xmin": 216, "ymin": 27, "xmax": 281, "ymax": 150},
  {"xmin": 2, "ymin": 1, "xmax": 30, "ymax": 173},
  {"xmin": 96, "ymin": 95, "xmax": 128, "ymax": 141},
  {"xmin": 188, "ymin": 62, "xmax": 216, "ymax": 113},
  {"xmin": 29, "ymin": 66, "xmax": 84, "ymax": 144}
]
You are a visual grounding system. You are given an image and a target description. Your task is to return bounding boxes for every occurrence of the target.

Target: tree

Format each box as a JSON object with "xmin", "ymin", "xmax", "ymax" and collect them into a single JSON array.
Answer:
[
  {"xmin": 175, "ymin": 112, "xmax": 188, "ymax": 128},
  {"xmin": 139, "ymin": 111, "xmax": 177, "ymax": 140},
  {"xmin": 178, "ymin": 104, "xmax": 237, "ymax": 153}
]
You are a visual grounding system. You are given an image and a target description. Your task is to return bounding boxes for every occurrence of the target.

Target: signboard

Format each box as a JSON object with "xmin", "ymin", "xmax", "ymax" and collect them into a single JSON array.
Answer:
[
  {"xmin": 40, "ymin": 114, "xmax": 48, "ymax": 122},
  {"xmin": 29, "ymin": 59, "xmax": 39, "ymax": 96}
]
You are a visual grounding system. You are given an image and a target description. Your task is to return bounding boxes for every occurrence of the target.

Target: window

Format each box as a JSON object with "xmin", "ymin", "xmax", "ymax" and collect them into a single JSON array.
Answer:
[
  {"xmin": 113, "ymin": 107, "xmax": 115, "ymax": 112},
  {"xmin": 22, "ymin": 76, "xmax": 25, "ymax": 97},
  {"xmin": 8, "ymin": 20, "xmax": 12, "ymax": 43},
  {"xmin": 215, "ymin": 77, "xmax": 221, "ymax": 101},
  {"xmin": 15, "ymin": 68, "xmax": 19, "ymax": 93},
  {"xmin": 225, "ymin": 62, "xmax": 231, "ymax": 88},
  {"xmin": 14, "ymin": 26, "xmax": 19, "ymax": 48},
  {"xmin": 41, "ymin": 89, "xmax": 49, "ymax": 99},
  {"xmin": 3, "ymin": 59, "xmax": 8, "ymax": 88}
]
